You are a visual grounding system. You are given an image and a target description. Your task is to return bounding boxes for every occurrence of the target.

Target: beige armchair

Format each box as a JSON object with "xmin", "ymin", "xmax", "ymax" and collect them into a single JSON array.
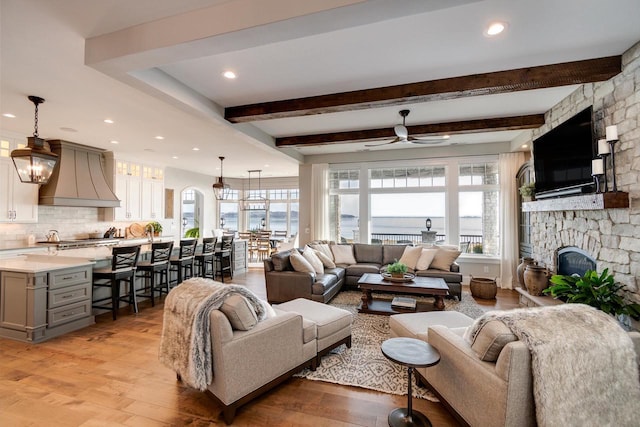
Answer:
[{"xmin": 205, "ymin": 309, "xmax": 317, "ymax": 424}]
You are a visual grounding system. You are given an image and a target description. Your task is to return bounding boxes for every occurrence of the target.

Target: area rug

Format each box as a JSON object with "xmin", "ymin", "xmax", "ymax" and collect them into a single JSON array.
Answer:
[{"xmin": 295, "ymin": 290, "xmax": 485, "ymax": 400}]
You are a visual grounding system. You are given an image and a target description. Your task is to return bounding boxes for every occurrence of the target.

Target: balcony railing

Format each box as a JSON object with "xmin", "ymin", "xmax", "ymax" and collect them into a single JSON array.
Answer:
[{"xmin": 369, "ymin": 233, "xmax": 483, "ymax": 252}]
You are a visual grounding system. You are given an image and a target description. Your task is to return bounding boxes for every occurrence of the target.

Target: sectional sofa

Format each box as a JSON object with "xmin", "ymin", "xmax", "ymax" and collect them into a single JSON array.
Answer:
[{"xmin": 263, "ymin": 243, "xmax": 463, "ymax": 304}]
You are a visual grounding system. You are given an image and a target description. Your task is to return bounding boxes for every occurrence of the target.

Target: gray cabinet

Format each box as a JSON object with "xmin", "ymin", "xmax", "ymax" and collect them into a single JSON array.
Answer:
[{"xmin": 0, "ymin": 265, "xmax": 94, "ymax": 343}]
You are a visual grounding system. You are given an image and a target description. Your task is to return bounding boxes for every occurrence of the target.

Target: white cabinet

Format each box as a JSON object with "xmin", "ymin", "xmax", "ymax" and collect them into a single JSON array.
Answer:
[
  {"xmin": 104, "ymin": 155, "xmax": 164, "ymax": 221},
  {"xmin": 141, "ymin": 166, "xmax": 164, "ymax": 220},
  {"xmin": 0, "ymin": 138, "xmax": 38, "ymax": 223}
]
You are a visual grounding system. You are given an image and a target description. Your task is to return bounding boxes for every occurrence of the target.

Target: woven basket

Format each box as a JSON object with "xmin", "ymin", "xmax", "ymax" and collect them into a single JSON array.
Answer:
[{"xmin": 470, "ymin": 277, "xmax": 497, "ymax": 299}]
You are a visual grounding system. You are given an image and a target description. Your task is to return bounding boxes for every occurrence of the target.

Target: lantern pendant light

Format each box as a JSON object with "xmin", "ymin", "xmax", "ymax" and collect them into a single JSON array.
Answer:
[
  {"xmin": 11, "ymin": 96, "xmax": 58, "ymax": 184},
  {"xmin": 212, "ymin": 156, "xmax": 231, "ymax": 200}
]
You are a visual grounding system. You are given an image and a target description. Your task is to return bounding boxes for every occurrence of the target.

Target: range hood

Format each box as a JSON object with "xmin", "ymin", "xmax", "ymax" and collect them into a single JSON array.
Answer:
[{"xmin": 39, "ymin": 140, "xmax": 120, "ymax": 208}]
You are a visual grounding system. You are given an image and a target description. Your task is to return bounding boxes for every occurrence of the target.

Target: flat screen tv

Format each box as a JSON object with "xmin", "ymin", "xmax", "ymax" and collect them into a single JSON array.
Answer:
[{"xmin": 533, "ymin": 106, "xmax": 595, "ymax": 196}]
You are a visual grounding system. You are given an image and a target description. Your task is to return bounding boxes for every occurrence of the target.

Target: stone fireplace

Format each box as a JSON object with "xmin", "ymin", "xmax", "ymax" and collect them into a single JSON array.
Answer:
[{"xmin": 556, "ymin": 246, "xmax": 597, "ymax": 277}]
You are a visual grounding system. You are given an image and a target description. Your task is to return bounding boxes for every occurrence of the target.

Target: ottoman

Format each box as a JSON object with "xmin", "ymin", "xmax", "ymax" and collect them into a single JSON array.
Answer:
[
  {"xmin": 389, "ymin": 311, "xmax": 475, "ymax": 342},
  {"xmin": 275, "ymin": 298, "xmax": 352, "ymax": 365}
]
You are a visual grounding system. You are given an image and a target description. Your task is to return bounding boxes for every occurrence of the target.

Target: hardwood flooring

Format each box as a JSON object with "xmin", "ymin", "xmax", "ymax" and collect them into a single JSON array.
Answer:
[{"xmin": 0, "ymin": 268, "xmax": 519, "ymax": 426}]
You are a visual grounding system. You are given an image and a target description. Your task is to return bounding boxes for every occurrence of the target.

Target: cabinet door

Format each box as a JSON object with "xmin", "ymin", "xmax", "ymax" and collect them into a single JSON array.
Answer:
[
  {"xmin": 151, "ymin": 180, "xmax": 164, "ymax": 220},
  {"xmin": 0, "ymin": 162, "xmax": 13, "ymax": 222},
  {"xmin": 113, "ymin": 174, "xmax": 129, "ymax": 220},
  {"xmin": 127, "ymin": 176, "xmax": 142, "ymax": 220},
  {"xmin": 11, "ymin": 171, "xmax": 38, "ymax": 222}
]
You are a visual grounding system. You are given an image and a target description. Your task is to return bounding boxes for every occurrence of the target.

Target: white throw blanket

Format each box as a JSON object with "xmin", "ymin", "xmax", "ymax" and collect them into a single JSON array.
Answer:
[
  {"xmin": 464, "ymin": 304, "xmax": 640, "ymax": 427},
  {"xmin": 158, "ymin": 277, "xmax": 267, "ymax": 391}
]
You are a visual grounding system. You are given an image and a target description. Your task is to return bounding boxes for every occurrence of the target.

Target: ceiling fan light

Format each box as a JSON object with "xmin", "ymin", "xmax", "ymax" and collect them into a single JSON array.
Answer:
[{"xmin": 394, "ymin": 124, "xmax": 408, "ymax": 138}]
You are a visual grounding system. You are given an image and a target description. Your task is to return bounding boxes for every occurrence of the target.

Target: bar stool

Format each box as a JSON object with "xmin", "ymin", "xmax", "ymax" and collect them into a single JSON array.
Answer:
[
  {"xmin": 136, "ymin": 241, "xmax": 174, "ymax": 305},
  {"xmin": 169, "ymin": 239, "xmax": 197, "ymax": 286},
  {"xmin": 214, "ymin": 235, "xmax": 234, "ymax": 283},
  {"xmin": 194, "ymin": 237, "xmax": 216, "ymax": 278},
  {"xmin": 92, "ymin": 245, "xmax": 141, "ymax": 320}
]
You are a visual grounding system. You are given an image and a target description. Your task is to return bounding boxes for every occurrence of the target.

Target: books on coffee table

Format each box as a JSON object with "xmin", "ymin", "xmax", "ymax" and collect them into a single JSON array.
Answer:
[{"xmin": 391, "ymin": 296, "xmax": 417, "ymax": 310}]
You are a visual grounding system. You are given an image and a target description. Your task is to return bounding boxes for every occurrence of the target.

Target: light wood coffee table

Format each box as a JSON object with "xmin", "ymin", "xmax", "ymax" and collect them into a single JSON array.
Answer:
[{"xmin": 357, "ymin": 273, "xmax": 449, "ymax": 315}]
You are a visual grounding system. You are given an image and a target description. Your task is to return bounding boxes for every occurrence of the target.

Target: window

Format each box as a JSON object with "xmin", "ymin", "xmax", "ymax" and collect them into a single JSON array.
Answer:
[
  {"xmin": 220, "ymin": 190, "xmax": 239, "ymax": 232},
  {"xmin": 328, "ymin": 158, "xmax": 499, "ymax": 254},
  {"xmin": 458, "ymin": 162, "xmax": 499, "ymax": 255},
  {"xmin": 222, "ymin": 188, "xmax": 298, "ymax": 235}
]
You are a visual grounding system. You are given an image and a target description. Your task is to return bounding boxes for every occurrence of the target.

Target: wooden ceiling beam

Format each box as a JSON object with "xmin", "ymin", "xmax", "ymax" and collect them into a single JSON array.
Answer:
[
  {"xmin": 275, "ymin": 114, "xmax": 545, "ymax": 147},
  {"xmin": 225, "ymin": 56, "xmax": 620, "ymax": 123}
]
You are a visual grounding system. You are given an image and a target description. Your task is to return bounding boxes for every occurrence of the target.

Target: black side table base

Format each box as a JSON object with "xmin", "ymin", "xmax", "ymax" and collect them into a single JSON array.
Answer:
[{"xmin": 388, "ymin": 408, "xmax": 432, "ymax": 427}]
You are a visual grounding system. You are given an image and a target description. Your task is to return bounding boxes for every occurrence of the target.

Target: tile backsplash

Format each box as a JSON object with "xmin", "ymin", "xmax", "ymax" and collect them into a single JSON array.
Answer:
[{"xmin": 0, "ymin": 206, "xmax": 159, "ymax": 242}]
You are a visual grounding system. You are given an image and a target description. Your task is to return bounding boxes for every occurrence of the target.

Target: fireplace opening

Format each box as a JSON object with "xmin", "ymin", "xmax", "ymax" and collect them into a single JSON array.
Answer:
[{"xmin": 556, "ymin": 246, "xmax": 597, "ymax": 276}]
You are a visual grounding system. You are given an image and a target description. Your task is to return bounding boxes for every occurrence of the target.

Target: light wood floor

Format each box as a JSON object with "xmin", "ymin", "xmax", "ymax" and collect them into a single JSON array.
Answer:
[{"xmin": 0, "ymin": 268, "xmax": 519, "ymax": 426}]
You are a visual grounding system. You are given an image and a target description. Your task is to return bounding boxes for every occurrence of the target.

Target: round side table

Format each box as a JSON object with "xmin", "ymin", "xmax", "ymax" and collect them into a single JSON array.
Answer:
[{"xmin": 381, "ymin": 337, "xmax": 441, "ymax": 427}]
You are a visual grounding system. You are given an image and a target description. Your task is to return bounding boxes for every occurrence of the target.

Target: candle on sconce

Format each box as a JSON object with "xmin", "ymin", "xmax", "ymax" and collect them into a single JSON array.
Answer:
[
  {"xmin": 606, "ymin": 125, "xmax": 618, "ymax": 141},
  {"xmin": 597, "ymin": 139, "xmax": 610, "ymax": 155},
  {"xmin": 592, "ymin": 158, "xmax": 604, "ymax": 175}
]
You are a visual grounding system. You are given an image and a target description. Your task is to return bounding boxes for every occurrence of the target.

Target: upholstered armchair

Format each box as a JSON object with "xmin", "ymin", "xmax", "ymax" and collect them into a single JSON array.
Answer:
[{"xmin": 205, "ymin": 308, "xmax": 317, "ymax": 424}]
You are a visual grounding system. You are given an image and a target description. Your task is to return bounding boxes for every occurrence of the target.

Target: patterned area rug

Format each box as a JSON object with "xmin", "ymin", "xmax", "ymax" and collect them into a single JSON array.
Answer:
[{"xmin": 295, "ymin": 290, "xmax": 485, "ymax": 400}]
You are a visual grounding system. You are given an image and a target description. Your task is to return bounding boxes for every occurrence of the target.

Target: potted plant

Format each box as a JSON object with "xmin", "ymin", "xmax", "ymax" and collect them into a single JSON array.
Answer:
[
  {"xmin": 519, "ymin": 183, "xmax": 536, "ymax": 201},
  {"xmin": 543, "ymin": 269, "xmax": 640, "ymax": 327},
  {"xmin": 147, "ymin": 221, "xmax": 163, "ymax": 236},
  {"xmin": 184, "ymin": 227, "xmax": 200, "ymax": 238},
  {"xmin": 386, "ymin": 260, "xmax": 408, "ymax": 278}
]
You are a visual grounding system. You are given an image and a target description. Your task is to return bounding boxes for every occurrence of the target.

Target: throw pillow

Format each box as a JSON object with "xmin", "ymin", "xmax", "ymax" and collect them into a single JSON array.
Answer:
[
  {"xmin": 303, "ymin": 246, "xmax": 324, "ymax": 274},
  {"xmin": 220, "ymin": 295, "xmax": 258, "ymax": 331},
  {"xmin": 309, "ymin": 243, "xmax": 333, "ymax": 261},
  {"xmin": 313, "ymin": 248, "xmax": 336, "ymax": 268},
  {"xmin": 469, "ymin": 320, "xmax": 518, "ymax": 362},
  {"xmin": 271, "ymin": 250, "xmax": 293, "ymax": 271},
  {"xmin": 415, "ymin": 248, "xmax": 439, "ymax": 270},
  {"xmin": 289, "ymin": 251, "xmax": 316, "ymax": 274},
  {"xmin": 398, "ymin": 245, "xmax": 423, "ymax": 270},
  {"xmin": 430, "ymin": 248, "xmax": 462, "ymax": 271},
  {"xmin": 330, "ymin": 244, "xmax": 357, "ymax": 265}
]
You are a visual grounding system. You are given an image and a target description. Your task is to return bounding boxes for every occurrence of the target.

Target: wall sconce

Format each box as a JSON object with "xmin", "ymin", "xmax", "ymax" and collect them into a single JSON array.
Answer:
[
  {"xmin": 596, "ymin": 138, "xmax": 610, "ymax": 192},
  {"xmin": 605, "ymin": 125, "xmax": 619, "ymax": 192},
  {"xmin": 425, "ymin": 218, "xmax": 432, "ymax": 231},
  {"xmin": 220, "ymin": 217, "xmax": 226, "ymax": 228},
  {"xmin": 261, "ymin": 217, "xmax": 266, "ymax": 229},
  {"xmin": 11, "ymin": 96, "xmax": 58, "ymax": 184},
  {"xmin": 212, "ymin": 156, "xmax": 231, "ymax": 200},
  {"xmin": 182, "ymin": 217, "xmax": 188, "ymax": 228}
]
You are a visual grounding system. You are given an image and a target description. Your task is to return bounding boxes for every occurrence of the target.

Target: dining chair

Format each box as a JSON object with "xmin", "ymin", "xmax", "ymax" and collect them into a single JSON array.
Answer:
[{"xmin": 92, "ymin": 245, "xmax": 141, "ymax": 320}]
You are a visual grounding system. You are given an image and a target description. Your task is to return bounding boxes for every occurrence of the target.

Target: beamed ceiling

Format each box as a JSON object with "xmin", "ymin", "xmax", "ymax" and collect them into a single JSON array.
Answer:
[{"xmin": 2, "ymin": 1, "xmax": 640, "ymax": 177}]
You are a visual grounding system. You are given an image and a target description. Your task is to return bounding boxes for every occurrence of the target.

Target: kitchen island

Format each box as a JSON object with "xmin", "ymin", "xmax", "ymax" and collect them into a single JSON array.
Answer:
[{"xmin": 0, "ymin": 255, "xmax": 95, "ymax": 343}]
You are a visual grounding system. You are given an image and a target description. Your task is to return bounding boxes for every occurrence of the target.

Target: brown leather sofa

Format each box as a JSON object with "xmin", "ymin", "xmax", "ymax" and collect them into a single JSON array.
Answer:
[{"xmin": 263, "ymin": 243, "xmax": 463, "ymax": 304}]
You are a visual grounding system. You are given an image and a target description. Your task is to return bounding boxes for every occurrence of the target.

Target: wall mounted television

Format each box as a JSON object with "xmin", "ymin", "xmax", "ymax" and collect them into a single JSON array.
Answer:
[{"xmin": 533, "ymin": 106, "xmax": 595, "ymax": 198}]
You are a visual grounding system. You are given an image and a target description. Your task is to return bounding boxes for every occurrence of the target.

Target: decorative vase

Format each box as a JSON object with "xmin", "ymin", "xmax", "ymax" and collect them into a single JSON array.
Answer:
[
  {"xmin": 524, "ymin": 265, "xmax": 550, "ymax": 296},
  {"xmin": 517, "ymin": 257, "xmax": 536, "ymax": 291}
]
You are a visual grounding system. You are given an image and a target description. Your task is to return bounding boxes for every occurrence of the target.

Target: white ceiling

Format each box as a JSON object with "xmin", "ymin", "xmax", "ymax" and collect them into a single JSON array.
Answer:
[{"xmin": 2, "ymin": 0, "xmax": 640, "ymax": 178}]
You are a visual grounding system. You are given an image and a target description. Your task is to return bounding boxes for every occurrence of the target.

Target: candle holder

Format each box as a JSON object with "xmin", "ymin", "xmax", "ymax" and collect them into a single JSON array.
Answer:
[
  {"xmin": 592, "ymin": 173, "xmax": 602, "ymax": 193},
  {"xmin": 607, "ymin": 139, "xmax": 619, "ymax": 192},
  {"xmin": 600, "ymin": 153, "xmax": 609, "ymax": 192}
]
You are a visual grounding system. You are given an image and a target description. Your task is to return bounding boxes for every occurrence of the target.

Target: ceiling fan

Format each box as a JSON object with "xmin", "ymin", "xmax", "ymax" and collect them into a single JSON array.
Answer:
[{"xmin": 365, "ymin": 109, "xmax": 449, "ymax": 147}]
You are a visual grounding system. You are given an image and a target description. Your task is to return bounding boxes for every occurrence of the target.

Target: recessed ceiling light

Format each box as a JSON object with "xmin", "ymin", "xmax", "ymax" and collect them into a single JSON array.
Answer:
[
  {"xmin": 110, "ymin": 140, "xmax": 119, "ymax": 144},
  {"xmin": 264, "ymin": 164, "xmax": 270, "ymax": 167},
  {"xmin": 522, "ymin": 144, "xmax": 528, "ymax": 149},
  {"xmin": 192, "ymin": 147, "xmax": 200, "ymax": 151},
  {"xmin": 60, "ymin": 127, "xmax": 78, "ymax": 132},
  {"xmin": 442, "ymin": 135, "xmax": 450, "ymax": 139},
  {"xmin": 485, "ymin": 21, "xmax": 507, "ymax": 37},
  {"xmin": 2, "ymin": 113, "xmax": 16, "ymax": 118},
  {"xmin": 172, "ymin": 156, "xmax": 178, "ymax": 159},
  {"xmin": 223, "ymin": 70, "xmax": 237, "ymax": 79},
  {"xmin": 155, "ymin": 135, "xmax": 164, "ymax": 140},
  {"xmin": 104, "ymin": 119, "xmax": 114, "ymax": 124}
]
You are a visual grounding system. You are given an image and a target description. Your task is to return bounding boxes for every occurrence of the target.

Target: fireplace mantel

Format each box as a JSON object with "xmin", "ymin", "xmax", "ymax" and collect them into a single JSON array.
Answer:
[{"xmin": 522, "ymin": 192, "xmax": 629, "ymax": 212}]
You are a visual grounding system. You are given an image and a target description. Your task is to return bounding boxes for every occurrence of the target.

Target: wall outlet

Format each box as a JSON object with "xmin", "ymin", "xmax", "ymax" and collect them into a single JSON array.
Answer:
[
  {"xmin": 483, "ymin": 266, "xmax": 489, "ymax": 273},
  {"xmin": 305, "ymin": 228, "xmax": 310, "ymax": 234}
]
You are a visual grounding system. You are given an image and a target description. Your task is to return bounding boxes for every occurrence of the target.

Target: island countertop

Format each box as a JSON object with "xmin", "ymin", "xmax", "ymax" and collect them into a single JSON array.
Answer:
[{"xmin": 0, "ymin": 254, "xmax": 95, "ymax": 273}]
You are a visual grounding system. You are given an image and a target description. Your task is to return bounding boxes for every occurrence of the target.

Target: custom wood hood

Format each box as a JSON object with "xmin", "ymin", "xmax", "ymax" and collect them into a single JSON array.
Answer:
[{"xmin": 38, "ymin": 140, "xmax": 120, "ymax": 208}]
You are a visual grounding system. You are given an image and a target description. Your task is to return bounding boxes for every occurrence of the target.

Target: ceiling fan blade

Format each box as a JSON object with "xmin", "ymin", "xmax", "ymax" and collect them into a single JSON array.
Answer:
[
  {"xmin": 409, "ymin": 137, "xmax": 446, "ymax": 145},
  {"xmin": 365, "ymin": 137, "xmax": 401, "ymax": 147}
]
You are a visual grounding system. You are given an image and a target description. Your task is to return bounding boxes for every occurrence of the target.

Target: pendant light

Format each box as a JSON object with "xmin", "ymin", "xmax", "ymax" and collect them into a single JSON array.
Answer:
[
  {"xmin": 212, "ymin": 156, "xmax": 230, "ymax": 200},
  {"xmin": 11, "ymin": 96, "xmax": 58, "ymax": 184},
  {"xmin": 240, "ymin": 170, "xmax": 269, "ymax": 211}
]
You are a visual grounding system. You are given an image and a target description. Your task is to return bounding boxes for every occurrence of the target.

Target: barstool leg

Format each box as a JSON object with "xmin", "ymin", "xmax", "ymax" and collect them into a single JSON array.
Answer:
[
  {"xmin": 111, "ymin": 279, "xmax": 118, "ymax": 321},
  {"xmin": 149, "ymin": 271, "xmax": 156, "ymax": 307},
  {"xmin": 129, "ymin": 276, "xmax": 139, "ymax": 313}
]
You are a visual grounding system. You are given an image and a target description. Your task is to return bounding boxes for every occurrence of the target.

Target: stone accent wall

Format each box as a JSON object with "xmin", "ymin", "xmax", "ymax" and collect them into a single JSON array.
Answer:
[{"xmin": 527, "ymin": 40, "xmax": 640, "ymax": 303}]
